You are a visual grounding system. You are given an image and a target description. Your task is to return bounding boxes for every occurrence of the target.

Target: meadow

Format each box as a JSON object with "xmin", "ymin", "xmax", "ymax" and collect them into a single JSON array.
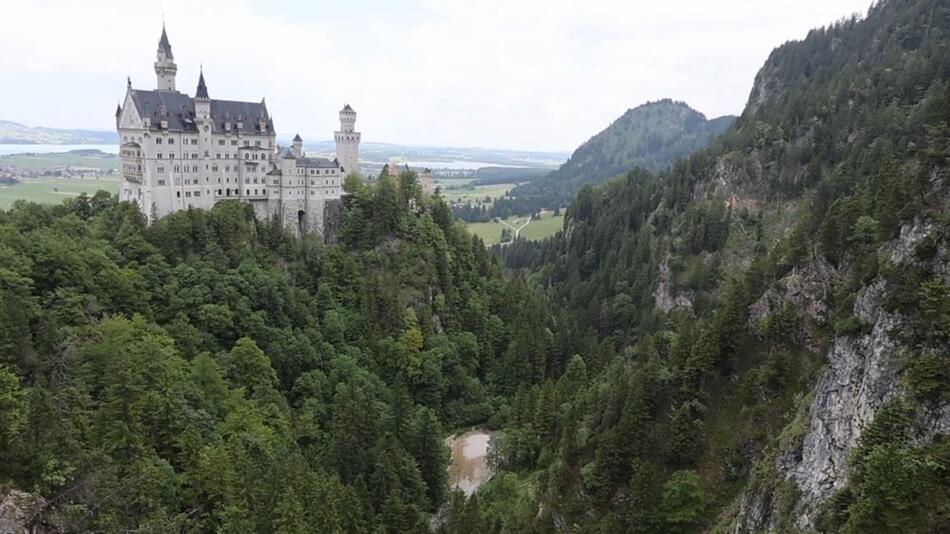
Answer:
[
  {"xmin": 466, "ymin": 211, "xmax": 563, "ymax": 245},
  {"xmin": 0, "ymin": 177, "xmax": 120, "ymax": 209}
]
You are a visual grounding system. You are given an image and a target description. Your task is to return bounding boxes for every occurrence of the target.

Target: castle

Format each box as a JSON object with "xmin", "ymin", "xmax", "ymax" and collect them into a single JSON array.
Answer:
[
  {"xmin": 115, "ymin": 26, "xmax": 360, "ymax": 236},
  {"xmin": 380, "ymin": 162, "xmax": 435, "ymax": 195}
]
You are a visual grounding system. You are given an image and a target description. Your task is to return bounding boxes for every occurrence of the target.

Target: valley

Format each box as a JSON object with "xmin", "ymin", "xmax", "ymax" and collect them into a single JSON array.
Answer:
[{"xmin": 0, "ymin": 1, "xmax": 947, "ymax": 533}]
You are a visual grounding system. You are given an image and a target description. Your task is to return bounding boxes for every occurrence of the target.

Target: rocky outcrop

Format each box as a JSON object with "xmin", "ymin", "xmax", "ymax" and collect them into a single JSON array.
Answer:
[
  {"xmin": 653, "ymin": 253, "xmax": 692, "ymax": 312},
  {"xmin": 787, "ymin": 279, "xmax": 900, "ymax": 529},
  {"xmin": 731, "ymin": 220, "xmax": 947, "ymax": 533},
  {"xmin": 748, "ymin": 257, "xmax": 839, "ymax": 351},
  {"xmin": 0, "ymin": 488, "xmax": 61, "ymax": 534}
]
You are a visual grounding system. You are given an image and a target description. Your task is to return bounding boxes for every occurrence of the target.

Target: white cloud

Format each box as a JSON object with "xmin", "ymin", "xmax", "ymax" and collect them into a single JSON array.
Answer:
[{"xmin": 0, "ymin": 0, "xmax": 872, "ymax": 151}]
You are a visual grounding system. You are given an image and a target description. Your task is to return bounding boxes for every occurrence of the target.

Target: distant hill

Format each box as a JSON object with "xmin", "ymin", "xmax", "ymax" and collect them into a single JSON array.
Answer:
[
  {"xmin": 491, "ymin": 100, "xmax": 735, "ymax": 217},
  {"xmin": 0, "ymin": 120, "xmax": 118, "ymax": 145}
]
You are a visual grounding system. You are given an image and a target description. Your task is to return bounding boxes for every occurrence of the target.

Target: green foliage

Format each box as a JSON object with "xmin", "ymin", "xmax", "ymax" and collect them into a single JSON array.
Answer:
[
  {"xmin": 660, "ymin": 470, "xmax": 705, "ymax": 532},
  {"xmin": 0, "ymin": 180, "xmax": 558, "ymax": 530}
]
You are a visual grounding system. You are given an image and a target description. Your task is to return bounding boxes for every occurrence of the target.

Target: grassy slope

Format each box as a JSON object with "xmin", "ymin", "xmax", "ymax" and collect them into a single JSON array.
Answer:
[{"xmin": 0, "ymin": 177, "xmax": 120, "ymax": 209}]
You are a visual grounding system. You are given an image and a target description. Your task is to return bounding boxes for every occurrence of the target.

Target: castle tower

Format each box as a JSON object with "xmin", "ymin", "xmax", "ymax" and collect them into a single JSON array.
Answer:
[
  {"xmin": 154, "ymin": 25, "xmax": 177, "ymax": 92},
  {"xmin": 292, "ymin": 133, "xmax": 303, "ymax": 157},
  {"xmin": 335, "ymin": 104, "xmax": 361, "ymax": 175},
  {"xmin": 194, "ymin": 68, "xmax": 210, "ymax": 120}
]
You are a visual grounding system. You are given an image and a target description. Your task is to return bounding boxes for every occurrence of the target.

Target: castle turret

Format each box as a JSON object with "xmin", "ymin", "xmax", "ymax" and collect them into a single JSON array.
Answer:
[
  {"xmin": 194, "ymin": 68, "xmax": 210, "ymax": 121},
  {"xmin": 292, "ymin": 133, "xmax": 303, "ymax": 157},
  {"xmin": 154, "ymin": 25, "xmax": 177, "ymax": 92},
  {"xmin": 335, "ymin": 104, "xmax": 361, "ymax": 175}
]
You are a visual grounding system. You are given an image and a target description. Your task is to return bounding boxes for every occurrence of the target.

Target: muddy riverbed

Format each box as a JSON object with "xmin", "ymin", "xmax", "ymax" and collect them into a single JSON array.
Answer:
[{"xmin": 445, "ymin": 430, "xmax": 494, "ymax": 496}]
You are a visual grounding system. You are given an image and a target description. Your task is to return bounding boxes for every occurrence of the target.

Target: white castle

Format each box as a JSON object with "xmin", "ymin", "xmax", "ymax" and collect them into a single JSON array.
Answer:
[{"xmin": 115, "ymin": 26, "xmax": 360, "ymax": 236}]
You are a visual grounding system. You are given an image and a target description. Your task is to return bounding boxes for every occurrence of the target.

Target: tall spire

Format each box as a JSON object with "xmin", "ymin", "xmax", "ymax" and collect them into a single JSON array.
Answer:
[
  {"xmin": 158, "ymin": 23, "xmax": 173, "ymax": 59},
  {"xmin": 154, "ymin": 24, "xmax": 177, "ymax": 91},
  {"xmin": 195, "ymin": 67, "xmax": 209, "ymax": 99}
]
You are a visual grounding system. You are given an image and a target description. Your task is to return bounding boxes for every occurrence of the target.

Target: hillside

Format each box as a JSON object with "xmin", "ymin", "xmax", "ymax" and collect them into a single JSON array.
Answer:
[
  {"xmin": 476, "ymin": 0, "xmax": 948, "ymax": 531},
  {"xmin": 0, "ymin": 119, "xmax": 117, "ymax": 145},
  {"xmin": 0, "ymin": 174, "xmax": 582, "ymax": 532},
  {"xmin": 0, "ymin": 1, "xmax": 947, "ymax": 532},
  {"xmin": 489, "ymin": 100, "xmax": 735, "ymax": 217}
]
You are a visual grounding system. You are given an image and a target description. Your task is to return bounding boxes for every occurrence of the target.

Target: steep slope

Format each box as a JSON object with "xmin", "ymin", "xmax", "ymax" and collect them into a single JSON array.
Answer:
[
  {"xmin": 0, "ymin": 174, "xmax": 571, "ymax": 532},
  {"xmin": 468, "ymin": 0, "xmax": 948, "ymax": 532},
  {"xmin": 491, "ymin": 100, "xmax": 734, "ymax": 217}
]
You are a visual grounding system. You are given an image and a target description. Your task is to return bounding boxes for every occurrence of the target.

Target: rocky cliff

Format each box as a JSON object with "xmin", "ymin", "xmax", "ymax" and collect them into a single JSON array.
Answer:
[{"xmin": 732, "ymin": 220, "xmax": 949, "ymax": 532}]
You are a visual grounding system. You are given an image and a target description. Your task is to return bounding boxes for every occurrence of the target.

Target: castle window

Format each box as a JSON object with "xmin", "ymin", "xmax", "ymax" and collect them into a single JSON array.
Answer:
[
  {"xmin": 176, "ymin": 191, "xmax": 181, "ymax": 197},
  {"xmin": 225, "ymin": 153, "xmax": 230, "ymax": 159},
  {"xmin": 231, "ymin": 140, "xmax": 237, "ymax": 146},
  {"xmin": 169, "ymin": 153, "xmax": 175, "ymax": 159},
  {"xmin": 156, "ymin": 138, "xmax": 163, "ymax": 144},
  {"xmin": 191, "ymin": 139, "xmax": 198, "ymax": 145},
  {"xmin": 218, "ymin": 139, "xmax": 225, "ymax": 145},
  {"xmin": 157, "ymin": 165, "xmax": 164, "ymax": 173},
  {"xmin": 255, "ymin": 140, "xmax": 261, "ymax": 146},
  {"xmin": 157, "ymin": 179, "xmax": 166, "ymax": 186},
  {"xmin": 246, "ymin": 189, "xmax": 250, "ymax": 195},
  {"xmin": 168, "ymin": 138, "xmax": 175, "ymax": 144},
  {"xmin": 243, "ymin": 140, "xmax": 250, "ymax": 146},
  {"xmin": 185, "ymin": 191, "xmax": 191, "ymax": 197},
  {"xmin": 174, "ymin": 165, "xmax": 180, "ymax": 172},
  {"xmin": 216, "ymin": 154, "xmax": 221, "ymax": 159},
  {"xmin": 157, "ymin": 153, "xmax": 163, "ymax": 159},
  {"xmin": 194, "ymin": 191, "xmax": 201, "ymax": 197},
  {"xmin": 212, "ymin": 165, "xmax": 218, "ymax": 172}
]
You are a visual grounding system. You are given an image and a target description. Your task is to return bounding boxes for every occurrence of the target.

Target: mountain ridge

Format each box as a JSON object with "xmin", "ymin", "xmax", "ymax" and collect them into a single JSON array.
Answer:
[{"xmin": 487, "ymin": 99, "xmax": 735, "ymax": 217}]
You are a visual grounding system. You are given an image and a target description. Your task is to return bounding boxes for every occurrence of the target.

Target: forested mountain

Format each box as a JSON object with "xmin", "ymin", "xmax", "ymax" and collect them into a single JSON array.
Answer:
[
  {"xmin": 476, "ymin": 0, "xmax": 948, "ymax": 531},
  {"xmin": 1, "ymin": 1, "xmax": 948, "ymax": 533},
  {"xmin": 489, "ymin": 100, "xmax": 735, "ymax": 217},
  {"xmin": 0, "ymin": 174, "xmax": 591, "ymax": 532}
]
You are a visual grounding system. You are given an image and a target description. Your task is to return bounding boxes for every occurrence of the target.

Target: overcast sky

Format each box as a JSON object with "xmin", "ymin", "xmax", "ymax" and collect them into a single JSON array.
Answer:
[{"xmin": 0, "ymin": 0, "xmax": 873, "ymax": 151}]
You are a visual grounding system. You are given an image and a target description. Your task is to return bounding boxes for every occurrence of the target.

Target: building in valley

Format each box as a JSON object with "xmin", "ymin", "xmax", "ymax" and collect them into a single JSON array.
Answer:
[{"xmin": 115, "ymin": 25, "xmax": 360, "ymax": 236}]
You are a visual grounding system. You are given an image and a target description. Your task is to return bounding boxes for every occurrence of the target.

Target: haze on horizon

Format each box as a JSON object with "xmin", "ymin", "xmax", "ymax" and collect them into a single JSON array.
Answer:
[{"xmin": 1, "ymin": 0, "xmax": 872, "ymax": 152}]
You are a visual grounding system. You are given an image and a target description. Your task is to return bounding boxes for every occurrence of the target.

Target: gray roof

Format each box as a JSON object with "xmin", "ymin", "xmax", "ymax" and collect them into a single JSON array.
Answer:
[
  {"xmin": 126, "ymin": 88, "xmax": 275, "ymax": 135},
  {"xmin": 342, "ymin": 104, "xmax": 354, "ymax": 112},
  {"xmin": 293, "ymin": 133, "xmax": 302, "ymax": 142},
  {"xmin": 298, "ymin": 157, "xmax": 338, "ymax": 168},
  {"xmin": 158, "ymin": 26, "xmax": 173, "ymax": 59}
]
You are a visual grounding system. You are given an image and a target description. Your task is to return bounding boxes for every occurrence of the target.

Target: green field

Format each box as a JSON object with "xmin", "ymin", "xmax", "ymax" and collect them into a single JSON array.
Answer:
[
  {"xmin": 439, "ymin": 182, "xmax": 518, "ymax": 205},
  {"xmin": 0, "ymin": 177, "xmax": 120, "ymax": 209},
  {"xmin": 465, "ymin": 211, "xmax": 564, "ymax": 245},
  {"xmin": 0, "ymin": 151, "xmax": 119, "ymax": 171}
]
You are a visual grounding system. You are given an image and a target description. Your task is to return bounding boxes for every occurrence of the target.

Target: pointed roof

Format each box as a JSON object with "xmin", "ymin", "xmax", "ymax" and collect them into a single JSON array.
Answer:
[
  {"xmin": 158, "ymin": 25, "xmax": 173, "ymax": 59},
  {"xmin": 115, "ymin": 103, "xmax": 122, "ymax": 117},
  {"xmin": 342, "ymin": 104, "xmax": 354, "ymax": 112},
  {"xmin": 293, "ymin": 133, "xmax": 302, "ymax": 142},
  {"xmin": 195, "ymin": 69, "xmax": 209, "ymax": 99}
]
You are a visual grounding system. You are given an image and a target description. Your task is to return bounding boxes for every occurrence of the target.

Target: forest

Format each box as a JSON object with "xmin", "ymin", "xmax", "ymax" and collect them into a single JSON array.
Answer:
[{"xmin": 1, "ymin": 0, "xmax": 949, "ymax": 532}]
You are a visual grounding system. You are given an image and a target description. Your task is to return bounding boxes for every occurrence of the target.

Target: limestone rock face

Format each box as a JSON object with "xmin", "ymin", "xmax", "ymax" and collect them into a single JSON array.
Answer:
[
  {"xmin": 731, "ymin": 220, "xmax": 948, "ymax": 532},
  {"xmin": 0, "ymin": 488, "xmax": 58, "ymax": 534},
  {"xmin": 653, "ymin": 253, "xmax": 693, "ymax": 313},
  {"xmin": 748, "ymin": 257, "xmax": 839, "ymax": 350},
  {"xmin": 788, "ymin": 279, "xmax": 899, "ymax": 529}
]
